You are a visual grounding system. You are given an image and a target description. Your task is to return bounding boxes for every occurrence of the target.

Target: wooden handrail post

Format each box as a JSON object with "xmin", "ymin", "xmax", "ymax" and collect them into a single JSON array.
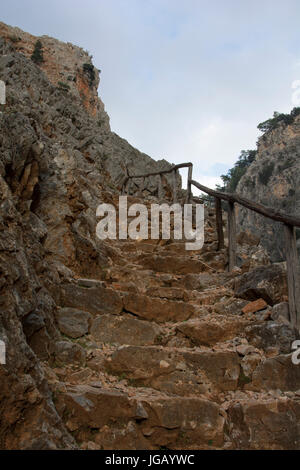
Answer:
[
  {"xmin": 186, "ymin": 165, "xmax": 193, "ymax": 204},
  {"xmin": 215, "ymin": 197, "xmax": 224, "ymax": 251},
  {"xmin": 228, "ymin": 201, "xmax": 237, "ymax": 271},
  {"xmin": 284, "ymin": 223, "xmax": 300, "ymax": 328},
  {"xmin": 172, "ymin": 169, "xmax": 177, "ymax": 203}
]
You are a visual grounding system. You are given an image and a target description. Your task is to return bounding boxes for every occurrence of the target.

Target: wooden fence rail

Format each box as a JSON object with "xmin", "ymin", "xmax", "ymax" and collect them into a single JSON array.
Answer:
[
  {"xmin": 121, "ymin": 162, "xmax": 193, "ymax": 203},
  {"xmin": 121, "ymin": 162, "xmax": 300, "ymax": 327}
]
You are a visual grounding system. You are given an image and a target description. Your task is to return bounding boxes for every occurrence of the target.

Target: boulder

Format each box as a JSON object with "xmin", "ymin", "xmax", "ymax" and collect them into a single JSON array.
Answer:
[
  {"xmin": 250, "ymin": 354, "xmax": 300, "ymax": 391},
  {"xmin": 271, "ymin": 302, "xmax": 290, "ymax": 324},
  {"xmin": 52, "ymin": 341, "xmax": 86, "ymax": 365},
  {"xmin": 56, "ymin": 385, "xmax": 136, "ymax": 430},
  {"xmin": 59, "ymin": 284, "xmax": 123, "ymax": 315},
  {"xmin": 245, "ymin": 322, "xmax": 298, "ymax": 354},
  {"xmin": 123, "ymin": 293, "xmax": 195, "ymax": 323},
  {"xmin": 214, "ymin": 297, "xmax": 248, "ymax": 316},
  {"xmin": 242, "ymin": 298, "xmax": 268, "ymax": 314},
  {"xmin": 227, "ymin": 399, "xmax": 300, "ymax": 449},
  {"xmin": 176, "ymin": 318, "xmax": 247, "ymax": 347},
  {"xmin": 55, "ymin": 308, "xmax": 91, "ymax": 338},
  {"xmin": 234, "ymin": 264, "xmax": 287, "ymax": 305},
  {"xmin": 137, "ymin": 254, "xmax": 208, "ymax": 275},
  {"xmin": 90, "ymin": 314, "xmax": 162, "ymax": 346},
  {"xmin": 139, "ymin": 396, "xmax": 225, "ymax": 448}
]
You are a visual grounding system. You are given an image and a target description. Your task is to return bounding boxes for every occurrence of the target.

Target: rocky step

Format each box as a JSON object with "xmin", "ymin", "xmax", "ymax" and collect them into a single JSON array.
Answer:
[
  {"xmin": 54, "ymin": 305, "xmax": 251, "ymax": 350},
  {"xmin": 57, "ymin": 283, "xmax": 200, "ymax": 323},
  {"xmin": 57, "ymin": 283, "xmax": 123, "ymax": 315},
  {"xmin": 126, "ymin": 250, "xmax": 227, "ymax": 274},
  {"xmin": 122, "ymin": 292, "xmax": 198, "ymax": 322},
  {"xmin": 135, "ymin": 253, "xmax": 215, "ymax": 275},
  {"xmin": 247, "ymin": 353, "xmax": 300, "ymax": 392},
  {"xmin": 113, "ymin": 238, "xmax": 219, "ymax": 257},
  {"xmin": 106, "ymin": 267, "xmax": 234, "ymax": 293},
  {"xmin": 175, "ymin": 316, "xmax": 250, "ymax": 347},
  {"xmin": 104, "ymin": 345, "xmax": 241, "ymax": 396},
  {"xmin": 54, "ymin": 383, "xmax": 226, "ymax": 450},
  {"xmin": 225, "ymin": 394, "xmax": 300, "ymax": 450},
  {"xmin": 50, "ymin": 361, "xmax": 300, "ymax": 449}
]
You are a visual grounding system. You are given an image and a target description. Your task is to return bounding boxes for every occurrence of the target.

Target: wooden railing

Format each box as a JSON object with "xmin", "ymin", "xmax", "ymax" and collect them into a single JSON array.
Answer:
[
  {"xmin": 122, "ymin": 162, "xmax": 300, "ymax": 328},
  {"xmin": 121, "ymin": 162, "xmax": 193, "ymax": 203}
]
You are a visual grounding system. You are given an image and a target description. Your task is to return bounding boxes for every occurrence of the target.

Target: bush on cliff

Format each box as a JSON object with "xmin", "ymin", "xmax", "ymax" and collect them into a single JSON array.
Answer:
[
  {"xmin": 257, "ymin": 107, "xmax": 300, "ymax": 134},
  {"xmin": 218, "ymin": 149, "xmax": 257, "ymax": 192},
  {"xmin": 31, "ymin": 40, "xmax": 44, "ymax": 65}
]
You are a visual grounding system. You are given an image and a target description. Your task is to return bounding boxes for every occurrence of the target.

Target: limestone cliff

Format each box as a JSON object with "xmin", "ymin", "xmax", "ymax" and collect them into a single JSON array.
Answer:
[
  {"xmin": 0, "ymin": 21, "xmax": 177, "ymax": 191},
  {"xmin": 0, "ymin": 22, "xmax": 177, "ymax": 449},
  {"xmin": 237, "ymin": 113, "xmax": 300, "ymax": 262}
]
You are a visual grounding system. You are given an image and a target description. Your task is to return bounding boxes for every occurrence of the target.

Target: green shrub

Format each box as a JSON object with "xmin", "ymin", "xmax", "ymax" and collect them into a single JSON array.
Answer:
[
  {"xmin": 258, "ymin": 162, "xmax": 274, "ymax": 185},
  {"xmin": 258, "ymin": 108, "xmax": 300, "ymax": 134},
  {"xmin": 31, "ymin": 40, "xmax": 44, "ymax": 65},
  {"xmin": 218, "ymin": 149, "xmax": 257, "ymax": 192}
]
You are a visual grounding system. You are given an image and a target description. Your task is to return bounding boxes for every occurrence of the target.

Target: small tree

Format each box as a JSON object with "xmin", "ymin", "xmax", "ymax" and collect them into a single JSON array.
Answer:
[
  {"xmin": 220, "ymin": 149, "xmax": 257, "ymax": 193},
  {"xmin": 31, "ymin": 40, "xmax": 44, "ymax": 65},
  {"xmin": 257, "ymin": 108, "xmax": 300, "ymax": 134}
]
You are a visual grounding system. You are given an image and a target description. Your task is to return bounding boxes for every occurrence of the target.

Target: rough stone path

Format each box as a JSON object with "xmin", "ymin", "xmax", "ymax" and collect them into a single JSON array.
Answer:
[{"xmin": 46, "ymin": 199, "xmax": 300, "ymax": 450}]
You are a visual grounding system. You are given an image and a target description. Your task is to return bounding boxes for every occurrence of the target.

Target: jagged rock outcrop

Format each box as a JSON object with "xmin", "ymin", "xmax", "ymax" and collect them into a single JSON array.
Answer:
[
  {"xmin": 236, "ymin": 114, "xmax": 300, "ymax": 261},
  {"xmin": 0, "ymin": 21, "xmax": 178, "ymax": 193}
]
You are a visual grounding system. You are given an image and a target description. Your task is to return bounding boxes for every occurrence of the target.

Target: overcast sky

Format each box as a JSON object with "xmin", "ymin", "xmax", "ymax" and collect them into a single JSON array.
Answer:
[{"xmin": 2, "ymin": 0, "xmax": 300, "ymax": 188}]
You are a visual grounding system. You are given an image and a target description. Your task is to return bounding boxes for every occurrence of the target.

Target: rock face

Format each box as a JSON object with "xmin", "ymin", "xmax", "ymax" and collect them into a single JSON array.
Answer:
[
  {"xmin": 0, "ymin": 21, "xmax": 177, "ymax": 449},
  {"xmin": 236, "ymin": 114, "xmax": 300, "ymax": 262},
  {"xmin": 1, "ymin": 21, "xmax": 300, "ymax": 451},
  {"xmin": 234, "ymin": 264, "xmax": 288, "ymax": 305},
  {"xmin": 0, "ymin": 21, "xmax": 178, "ymax": 195}
]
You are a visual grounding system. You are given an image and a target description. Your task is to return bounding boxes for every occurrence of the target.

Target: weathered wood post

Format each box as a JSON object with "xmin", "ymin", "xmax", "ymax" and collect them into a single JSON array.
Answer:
[
  {"xmin": 284, "ymin": 223, "xmax": 300, "ymax": 328},
  {"xmin": 228, "ymin": 201, "xmax": 237, "ymax": 271},
  {"xmin": 215, "ymin": 197, "xmax": 224, "ymax": 251},
  {"xmin": 172, "ymin": 169, "xmax": 177, "ymax": 203},
  {"xmin": 186, "ymin": 165, "xmax": 193, "ymax": 204}
]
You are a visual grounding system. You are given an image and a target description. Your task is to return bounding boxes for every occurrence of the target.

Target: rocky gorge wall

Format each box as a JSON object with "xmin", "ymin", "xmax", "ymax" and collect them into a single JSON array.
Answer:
[
  {"xmin": 236, "ymin": 114, "xmax": 300, "ymax": 262},
  {"xmin": 0, "ymin": 22, "xmax": 179, "ymax": 449}
]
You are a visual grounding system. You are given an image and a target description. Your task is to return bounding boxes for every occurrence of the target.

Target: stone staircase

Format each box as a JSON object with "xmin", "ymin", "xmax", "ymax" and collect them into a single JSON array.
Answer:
[{"xmin": 45, "ymin": 200, "xmax": 300, "ymax": 450}]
